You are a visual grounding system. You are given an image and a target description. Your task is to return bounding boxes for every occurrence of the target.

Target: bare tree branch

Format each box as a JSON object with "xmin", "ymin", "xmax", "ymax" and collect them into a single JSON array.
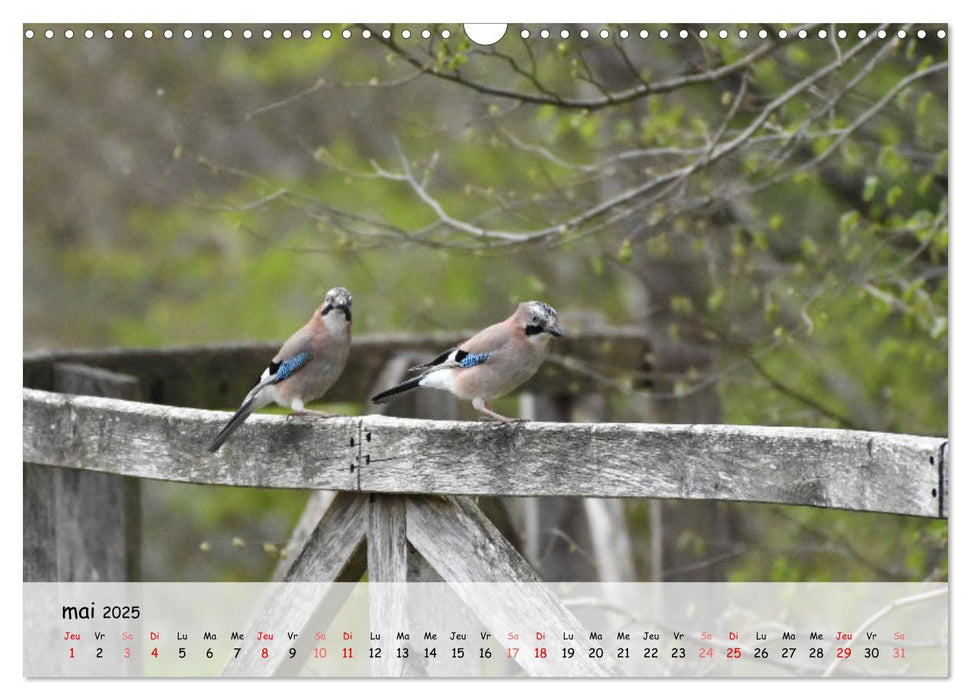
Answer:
[{"xmin": 367, "ymin": 24, "xmax": 803, "ymax": 110}]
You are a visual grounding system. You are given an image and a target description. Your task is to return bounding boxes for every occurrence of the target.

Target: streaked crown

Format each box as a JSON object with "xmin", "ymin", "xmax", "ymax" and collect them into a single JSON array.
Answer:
[
  {"xmin": 521, "ymin": 300, "xmax": 563, "ymax": 338},
  {"xmin": 325, "ymin": 286, "xmax": 352, "ymax": 309},
  {"xmin": 525, "ymin": 300, "xmax": 556, "ymax": 322}
]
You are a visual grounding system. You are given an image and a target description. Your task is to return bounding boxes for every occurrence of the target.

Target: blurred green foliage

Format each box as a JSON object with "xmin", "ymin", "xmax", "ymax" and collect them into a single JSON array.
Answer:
[{"xmin": 24, "ymin": 23, "xmax": 947, "ymax": 583}]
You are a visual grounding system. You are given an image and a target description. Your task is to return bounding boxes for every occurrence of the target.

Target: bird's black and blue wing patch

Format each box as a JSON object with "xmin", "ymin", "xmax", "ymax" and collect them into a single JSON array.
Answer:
[
  {"xmin": 458, "ymin": 351, "xmax": 490, "ymax": 368},
  {"xmin": 410, "ymin": 347, "xmax": 492, "ymax": 373},
  {"xmin": 273, "ymin": 351, "xmax": 312, "ymax": 382}
]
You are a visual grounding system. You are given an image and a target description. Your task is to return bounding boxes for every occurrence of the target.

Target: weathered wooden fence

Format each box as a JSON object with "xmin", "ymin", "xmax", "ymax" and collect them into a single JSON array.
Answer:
[{"xmin": 22, "ymin": 330, "xmax": 948, "ymax": 676}]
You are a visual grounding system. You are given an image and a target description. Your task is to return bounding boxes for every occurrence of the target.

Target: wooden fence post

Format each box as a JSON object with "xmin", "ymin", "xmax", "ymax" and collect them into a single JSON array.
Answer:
[
  {"xmin": 22, "ymin": 363, "xmax": 143, "ymax": 677},
  {"xmin": 367, "ymin": 495, "xmax": 408, "ymax": 677},
  {"xmin": 23, "ymin": 464, "xmax": 57, "ymax": 582},
  {"xmin": 23, "ymin": 363, "xmax": 142, "ymax": 582}
]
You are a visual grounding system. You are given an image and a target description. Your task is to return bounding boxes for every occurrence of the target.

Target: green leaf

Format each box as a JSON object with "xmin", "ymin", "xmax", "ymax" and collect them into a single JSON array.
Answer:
[
  {"xmin": 706, "ymin": 287, "xmax": 726, "ymax": 313},
  {"xmin": 886, "ymin": 186, "xmax": 903, "ymax": 208},
  {"xmin": 448, "ymin": 53, "xmax": 468, "ymax": 71},
  {"xmin": 618, "ymin": 237, "xmax": 633, "ymax": 264},
  {"xmin": 751, "ymin": 230, "xmax": 769, "ymax": 251},
  {"xmin": 862, "ymin": 174, "xmax": 879, "ymax": 202},
  {"xmin": 839, "ymin": 210, "xmax": 861, "ymax": 235}
]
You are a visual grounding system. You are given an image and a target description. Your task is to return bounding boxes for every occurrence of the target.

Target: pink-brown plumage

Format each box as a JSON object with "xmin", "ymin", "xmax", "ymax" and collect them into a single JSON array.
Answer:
[
  {"xmin": 209, "ymin": 286, "xmax": 352, "ymax": 451},
  {"xmin": 371, "ymin": 301, "xmax": 562, "ymax": 421},
  {"xmin": 272, "ymin": 310, "xmax": 351, "ymax": 408},
  {"xmin": 450, "ymin": 310, "xmax": 549, "ymax": 401}
]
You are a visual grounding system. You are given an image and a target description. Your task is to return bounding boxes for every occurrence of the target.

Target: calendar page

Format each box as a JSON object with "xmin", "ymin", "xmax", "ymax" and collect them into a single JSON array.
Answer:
[{"xmin": 22, "ymin": 21, "xmax": 948, "ymax": 680}]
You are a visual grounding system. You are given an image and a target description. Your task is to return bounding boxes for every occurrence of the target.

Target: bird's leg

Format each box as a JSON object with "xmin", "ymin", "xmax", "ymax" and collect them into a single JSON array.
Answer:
[
  {"xmin": 472, "ymin": 397, "xmax": 527, "ymax": 423},
  {"xmin": 286, "ymin": 399, "xmax": 341, "ymax": 420}
]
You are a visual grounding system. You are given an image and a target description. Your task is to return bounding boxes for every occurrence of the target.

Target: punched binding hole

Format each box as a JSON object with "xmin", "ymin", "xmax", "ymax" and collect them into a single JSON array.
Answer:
[{"xmin": 464, "ymin": 24, "xmax": 507, "ymax": 46}]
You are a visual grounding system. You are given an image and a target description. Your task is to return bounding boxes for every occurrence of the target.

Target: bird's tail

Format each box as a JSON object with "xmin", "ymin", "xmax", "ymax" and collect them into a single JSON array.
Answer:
[
  {"xmin": 208, "ymin": 399, "xmax": 256, "ymax": 452},
  {"xmin": 371, "ymin": 375, "xmax": 424, "ymax": 404}
]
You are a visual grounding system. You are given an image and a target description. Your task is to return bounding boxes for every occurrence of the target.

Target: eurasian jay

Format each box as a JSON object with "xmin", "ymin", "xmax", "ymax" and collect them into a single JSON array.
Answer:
[
  {"xmin": 371, "ymin": 301, "xmax": 563, "ymax": 421},
  {"xmin": 209, "ymin": 286, "xmax": 353, "ymax": 452}
]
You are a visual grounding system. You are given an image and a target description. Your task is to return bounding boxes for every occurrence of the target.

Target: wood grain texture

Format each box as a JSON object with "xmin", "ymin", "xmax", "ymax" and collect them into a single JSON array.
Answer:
[
  {"xmin": 361, "ymin": 416, "xmax": 946, "ymax": 518},
  {"xmin": 23, "ymin": 464, "xmax": 56, "ymax": 581},
  {"xmin": 24, "ymin": 329, "xmax": 651, "ymax": 409},
  {"xmin": 270, "ymin": 491, "xmax": 336, "ymax": 582},
  {"xmin": 24, "ymin": 388, "xmax": 362, "ymax": 489},
  {"xmin": 406, "ymin": 495, "xmax": 618, "ymax": 677},
  {"xmin": 53, "ymin": 467, "xmax": 140, "ymax": 582},
  {"xmin": 24, "ymin": 389, "xmax": 947, "ymax": 517},
  {"xmin": 367, "ymin": 495, "xmax": 409, "ymax": 676},
  {"xmin": 367, "ymin": 496, "xmax": 408, "ymax": 583},
  {"xmin": 222, "ymin": 492, "xmax": 368, "ymax": 677},
  {"xmin": 48, "ymin": 364, "xmax": 142, "ymax": 582},
  {"xmin": 280, "ymin": 491, "xmax": 368, "ymax": 584}
]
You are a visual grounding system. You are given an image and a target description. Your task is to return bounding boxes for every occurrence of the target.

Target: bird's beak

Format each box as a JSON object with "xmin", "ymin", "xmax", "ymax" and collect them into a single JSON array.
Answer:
[{"xmin": 549, "ymin": 325, "xmax": 563, "ymax": 337}]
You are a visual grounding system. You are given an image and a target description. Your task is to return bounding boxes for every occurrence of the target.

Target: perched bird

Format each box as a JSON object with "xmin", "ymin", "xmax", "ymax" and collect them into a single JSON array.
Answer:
[
  {"xmin": 209, "ymin": 286, "xmax": 353, "ymax": 452},
  {"xmin": 371, "ymin": 301, "xmax": 563, "ymax": 421}
]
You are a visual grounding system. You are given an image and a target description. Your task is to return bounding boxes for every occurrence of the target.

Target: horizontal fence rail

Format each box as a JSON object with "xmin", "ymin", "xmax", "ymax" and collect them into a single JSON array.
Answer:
[{"xmin": 23, "ymin": 388, "xmax": 947, "ymax": 518}]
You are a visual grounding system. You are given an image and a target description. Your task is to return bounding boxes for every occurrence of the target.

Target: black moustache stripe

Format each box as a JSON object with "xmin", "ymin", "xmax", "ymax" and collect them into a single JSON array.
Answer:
[
  {"xmin": 321, "ymin": 304, "xmax": 352, "ymax": 322},
  {"xmin": 525, "ymin": 324, "xmax": 545, "ymax": 336}
]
